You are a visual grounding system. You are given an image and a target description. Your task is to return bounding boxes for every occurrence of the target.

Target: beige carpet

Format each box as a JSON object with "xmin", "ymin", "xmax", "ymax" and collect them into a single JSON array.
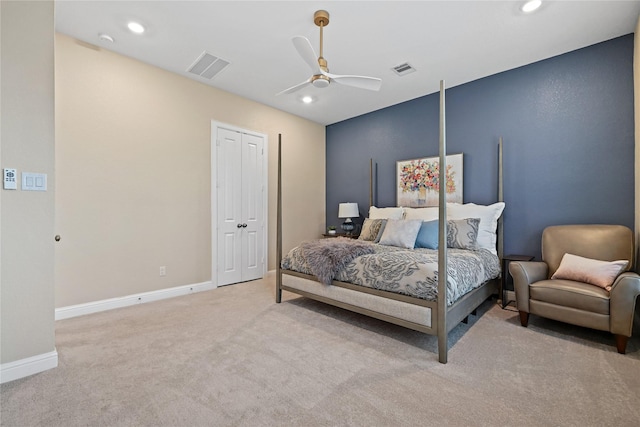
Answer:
[{"xmin": 1, "ymin": 275, "xmax": 639, "ymax": 426}]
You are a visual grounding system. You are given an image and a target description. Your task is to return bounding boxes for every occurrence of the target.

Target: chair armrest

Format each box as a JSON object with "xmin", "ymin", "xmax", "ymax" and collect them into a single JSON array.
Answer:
[
  {"xmin": 509, "ymin": 261, "xmax": 548, "ymax": 313},
  {"xmin": 609, "ymin": 272, "xmax": 640, "ymax": 336}
]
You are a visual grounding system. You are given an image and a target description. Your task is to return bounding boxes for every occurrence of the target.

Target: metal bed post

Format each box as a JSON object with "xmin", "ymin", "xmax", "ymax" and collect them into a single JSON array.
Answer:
[
  {"xmin": 437, "ymin": 80, "xmax": 448, "ymax": 364},
  {"xmin": 276, "ymin": 134, "xmax": 283, "ymax": 303},
  {"xmin": 497, "ymin": 137, "xmax": 504, "ymax": 259},
  {"xmin": 369, "ymin": 158, "xmax": 374, "ymax": 209}
]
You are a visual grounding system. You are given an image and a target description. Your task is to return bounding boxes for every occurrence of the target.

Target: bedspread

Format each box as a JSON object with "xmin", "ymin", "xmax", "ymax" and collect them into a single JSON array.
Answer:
[{"xmin": 281, "ymin": 243, "xmax": 500, "ymax": 306}]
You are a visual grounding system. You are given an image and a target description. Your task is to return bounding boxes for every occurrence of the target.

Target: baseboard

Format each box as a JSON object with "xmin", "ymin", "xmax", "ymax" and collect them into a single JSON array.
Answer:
[
  {"xmin": 0, "ymin": 349, "xmax": 58, "ymax": 384},
  {"xmin": 55, "ymin": 281, "xmax": 215, "ymax": 321}
]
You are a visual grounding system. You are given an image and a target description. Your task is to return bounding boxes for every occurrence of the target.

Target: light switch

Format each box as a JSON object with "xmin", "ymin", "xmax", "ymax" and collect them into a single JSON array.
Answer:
[
  {"xmin": 3, "ymin": 168, "xmax": 17, "ymax": 190},
  {"xmin": 22, "ymin": 172, "xmax": 47, "ymax": 191}
]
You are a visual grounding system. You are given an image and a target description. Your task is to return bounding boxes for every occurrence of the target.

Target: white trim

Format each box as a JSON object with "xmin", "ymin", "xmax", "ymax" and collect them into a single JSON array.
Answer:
[
  {"xmin": 0, "ymin": 349, "xmax": 58, "ymax": 384},
  {"xmin": 211, "ymin": 121, "xmax": 269, "ymax": 286},
  {"xmin": 55, "ymin": 281, "xmax": 215, "ymax": 320}
]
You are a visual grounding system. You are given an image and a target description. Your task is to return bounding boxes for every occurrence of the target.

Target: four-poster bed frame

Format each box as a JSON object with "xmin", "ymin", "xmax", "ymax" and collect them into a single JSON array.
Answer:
[{"xmin": 275, "ymin": 81, "xmax": 504, "ymax": 363}]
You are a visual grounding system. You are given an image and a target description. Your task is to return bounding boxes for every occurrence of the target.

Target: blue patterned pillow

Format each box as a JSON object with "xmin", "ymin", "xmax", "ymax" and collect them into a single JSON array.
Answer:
[
  {"xmin": 415, "ymin": 220, "xmax": 439, "ymax": 249},
  {"xmin": 447, "ymin": 218, "xmax": 480, "ymax": 250}
]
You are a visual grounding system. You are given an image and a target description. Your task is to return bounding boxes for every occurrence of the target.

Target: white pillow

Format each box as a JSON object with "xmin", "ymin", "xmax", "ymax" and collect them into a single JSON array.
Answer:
[
  {"xmin": 551, "ymin": 253, "xmax": 628, "ymax": 291},
  {"xmin": 447, "ymin": 202, "xmax": 505, "ymax": 255},
  {"xmin": 403, "ymin": 207, "xmax": 439, "ymax": 221},
  {"xmin": 369, "ymin": 206, "xmax": 404, "ymax": 220},
  {"xmin": 404, "ymin": 203, "xmax": 460, "ymax": 221},
  {"xmin": 378, "ymin": 219, "xmax": 422, "ymax": 249}
]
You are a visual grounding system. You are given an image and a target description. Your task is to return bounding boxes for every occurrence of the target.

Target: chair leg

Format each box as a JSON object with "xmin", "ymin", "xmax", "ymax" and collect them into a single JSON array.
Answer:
[
  {"xmin": 615, "ymin": 334, "xmax": 628, "ymax": 354},
  {"xmin": 519, "ymin": 311, "xmax": 529, "ymax": 327}
]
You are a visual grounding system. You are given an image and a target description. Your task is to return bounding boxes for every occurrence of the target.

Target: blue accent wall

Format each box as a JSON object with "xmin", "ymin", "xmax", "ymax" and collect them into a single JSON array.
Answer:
[{"xmin": 326, "ymin": 35, "xmax": 634, "ymax": 259}]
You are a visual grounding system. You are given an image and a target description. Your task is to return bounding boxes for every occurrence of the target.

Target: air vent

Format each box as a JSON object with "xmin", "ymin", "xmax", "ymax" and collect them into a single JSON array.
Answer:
[
  {"xmin": 187, "ymin": 52, "xmax": 230, "ymax": 79},
  {"xmin": 392, "ymin": 62, "xmax": 416, "ymax": 76}
]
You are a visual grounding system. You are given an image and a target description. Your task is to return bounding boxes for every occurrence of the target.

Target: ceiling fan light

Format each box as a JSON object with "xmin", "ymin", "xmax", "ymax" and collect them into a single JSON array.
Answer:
[{"xmin": 311, "ymin": 75, "xmax": 330, "ymax": 88}]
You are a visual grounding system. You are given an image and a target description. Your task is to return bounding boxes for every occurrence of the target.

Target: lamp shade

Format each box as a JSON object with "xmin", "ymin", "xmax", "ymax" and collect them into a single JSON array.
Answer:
[{"xmin": 338, "ymin": 202, "xmax": 359, "ymax": 219}]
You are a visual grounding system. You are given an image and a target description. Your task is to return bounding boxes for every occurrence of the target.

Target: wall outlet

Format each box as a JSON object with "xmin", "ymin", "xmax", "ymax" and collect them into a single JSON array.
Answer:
[{"xmin": 159, "ymin": 266, "xmax": 166, "ymax": 276}]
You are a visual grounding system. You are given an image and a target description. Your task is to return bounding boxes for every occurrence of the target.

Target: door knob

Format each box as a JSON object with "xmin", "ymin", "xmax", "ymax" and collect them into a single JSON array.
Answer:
[
  {"xmin": 237, "ymin": 224, "xmax": 243, "ymax": 228},
  {"xmin": 242, "ymin": 223, "xmax": 248, "ymax": 228}
]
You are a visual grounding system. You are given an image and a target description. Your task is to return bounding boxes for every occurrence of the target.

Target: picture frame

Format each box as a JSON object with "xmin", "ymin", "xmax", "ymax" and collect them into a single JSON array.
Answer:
[{"xmin": 396, "ymin": 153, "xmax": 463, "ymax": 207}]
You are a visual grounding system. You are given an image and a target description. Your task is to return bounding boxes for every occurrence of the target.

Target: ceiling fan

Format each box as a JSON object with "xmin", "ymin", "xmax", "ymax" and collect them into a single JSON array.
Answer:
[{"xmin": 277, "ymin": 10, "xmax": 382, "ymax": 96}]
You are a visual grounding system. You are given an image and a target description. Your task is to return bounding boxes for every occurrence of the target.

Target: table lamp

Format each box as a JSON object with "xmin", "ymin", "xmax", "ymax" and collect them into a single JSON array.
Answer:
[{"xmin": 338, "ymin": 202, "xmax": 359, "ymax": 235}]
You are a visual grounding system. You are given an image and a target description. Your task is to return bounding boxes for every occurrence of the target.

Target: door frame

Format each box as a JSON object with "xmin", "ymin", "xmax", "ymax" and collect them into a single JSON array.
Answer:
[{"xmin": 211, "ymin": 121, "xmax": 268, "ymax": 287}]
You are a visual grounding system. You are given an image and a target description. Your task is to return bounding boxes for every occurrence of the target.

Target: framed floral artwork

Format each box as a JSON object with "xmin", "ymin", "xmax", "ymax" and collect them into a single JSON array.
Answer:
[{"xmin": 396, "ymin": 153, "xmax": 463, "ymax": 207}]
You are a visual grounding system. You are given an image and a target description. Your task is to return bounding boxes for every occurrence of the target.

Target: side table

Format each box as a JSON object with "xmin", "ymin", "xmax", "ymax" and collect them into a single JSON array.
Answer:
[
  {"xmin": 322, "ymin": 233, "xmax": 359, "ymax": 239},
  {"xmin": 501, "ymin": 254, "xmax": 535, "ymax": 309}
]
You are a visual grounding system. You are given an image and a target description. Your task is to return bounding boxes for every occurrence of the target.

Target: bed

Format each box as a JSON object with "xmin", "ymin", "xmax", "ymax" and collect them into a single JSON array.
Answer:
[{"xmin": 275, "ymin": 81, "xmax": 504, "ymax": 363}]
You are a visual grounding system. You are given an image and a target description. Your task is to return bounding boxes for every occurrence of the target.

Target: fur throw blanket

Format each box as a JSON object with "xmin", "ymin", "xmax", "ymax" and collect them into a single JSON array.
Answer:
[{"xmin": 300, "ymin": 238, "xmax": 375, "ymax": 285}]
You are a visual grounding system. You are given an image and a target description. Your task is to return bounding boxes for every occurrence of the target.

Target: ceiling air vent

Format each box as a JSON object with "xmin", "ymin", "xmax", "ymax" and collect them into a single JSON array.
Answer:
[
  {"xmin": 187, "ymin": 52, "xmax": 230, "ymax": 79},
  {"xmin": 392, "ymin": 62, "xmax": 416, "ymax": 76}
]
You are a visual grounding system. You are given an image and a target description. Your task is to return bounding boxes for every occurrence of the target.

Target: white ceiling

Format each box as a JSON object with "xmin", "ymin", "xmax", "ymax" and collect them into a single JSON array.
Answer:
[{"xmin": 55, "ymin": 1, "xmax": 640, "ymax": 126}]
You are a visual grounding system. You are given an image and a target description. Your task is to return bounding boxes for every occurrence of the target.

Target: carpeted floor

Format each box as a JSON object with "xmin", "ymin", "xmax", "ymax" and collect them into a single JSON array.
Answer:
[{"xmin": 1, "ymin": 275, "xmax": 639, "ymax": 426}]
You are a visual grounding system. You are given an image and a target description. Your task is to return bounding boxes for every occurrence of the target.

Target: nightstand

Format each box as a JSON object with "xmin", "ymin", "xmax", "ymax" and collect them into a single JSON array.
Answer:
[
  {"xmin": 322, "ymin": 233, "xmax": 360, "ymax": 239},
  {"xmin": 501, "ymin": 254, "xmax": 535, "ymax": 309}
]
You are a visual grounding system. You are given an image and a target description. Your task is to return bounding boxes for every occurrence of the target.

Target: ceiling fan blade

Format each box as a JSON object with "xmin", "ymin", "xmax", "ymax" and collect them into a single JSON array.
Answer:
[
  {"xmin": 292, "ymin": 36, "xmax": 321, "ymax": 74},
  {"xmin": 324, "ymin": 72, "xmax": 382, "ymax": 91},
  {"xmin": 276, "ymin": 78, "xmax": 312, "ymax": 96}
]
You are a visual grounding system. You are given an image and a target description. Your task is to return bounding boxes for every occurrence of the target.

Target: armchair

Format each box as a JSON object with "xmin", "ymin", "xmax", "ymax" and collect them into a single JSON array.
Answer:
[{"xmin": 509, "ymin": 224, "xmax": 640, "ymax": 354}]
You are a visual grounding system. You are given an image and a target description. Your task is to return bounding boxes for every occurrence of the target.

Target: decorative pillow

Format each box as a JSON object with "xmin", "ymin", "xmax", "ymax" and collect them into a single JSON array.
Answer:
[
  {"xmin": 414, "ymin": 220, "xmax": 439, "ymax": 249},
  {"xmin": 369, "ymin": 206, "xmax": 404, "ymax": 220},
  {"xmin": 403, "ymin": 207, "xmax": 439, "ymax": 221},
  {"xmin": 378, "ymin": 219, "xmax": 423, "ymax": 249},
  {"xmin": 358, "ymin": 218, "xmax": 386, "ymax": 242},
  {"xmin": 374, "ymin": 220, "xmax": 387, "ymax": 243},
  {"xmin": 551, "ymin": 253, "xmax": 628, "ymax": 291},
  {"xmin": 447, "ymin": 202, "xmax": 505, "ymax": 255},
  {"xmin": 446, "ymin": 218, "xmax": 480, "ymax": 250}
]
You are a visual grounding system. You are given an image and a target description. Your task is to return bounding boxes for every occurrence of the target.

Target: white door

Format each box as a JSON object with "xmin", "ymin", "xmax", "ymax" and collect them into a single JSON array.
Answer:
[{"xmin": 216, "ymin": 127, "xmax": 264, "ymax": 286}]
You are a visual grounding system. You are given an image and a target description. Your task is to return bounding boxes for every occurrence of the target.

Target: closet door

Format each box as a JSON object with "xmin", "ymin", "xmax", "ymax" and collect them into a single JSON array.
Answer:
[
  {"xmin": 240, "ymin": 133, "xmax": 263, "ymax": 283},
  {"xmin": 216, "ymin": 127, "xmax": 264, "ymax": 286}
]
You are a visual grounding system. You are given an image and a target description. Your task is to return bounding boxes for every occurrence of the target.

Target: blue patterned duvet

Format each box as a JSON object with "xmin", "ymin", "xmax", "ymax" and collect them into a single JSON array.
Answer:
[{"xmin": 281, "ymin": 243, "xmax": 500, "ymax": 306}]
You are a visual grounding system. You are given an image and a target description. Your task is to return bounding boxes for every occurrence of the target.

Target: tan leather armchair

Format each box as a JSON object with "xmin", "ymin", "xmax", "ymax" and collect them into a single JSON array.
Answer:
[{"xmin": 509, "ymin": 225, "xmax": 640, "ymax": 354}]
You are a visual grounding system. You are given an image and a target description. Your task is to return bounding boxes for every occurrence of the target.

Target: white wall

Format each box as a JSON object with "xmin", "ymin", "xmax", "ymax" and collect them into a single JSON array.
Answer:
[
  {"xmin": 54, "ymin": 33, "xmax": 326, "ymax": 307},
  {"xmin": 0, "ymin": 0, "xmax": 56, "ymax": 371}
]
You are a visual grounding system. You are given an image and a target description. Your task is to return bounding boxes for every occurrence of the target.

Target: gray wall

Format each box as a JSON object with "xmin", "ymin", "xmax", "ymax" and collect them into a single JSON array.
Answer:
[{"xmin": 326, "ymin": 35, "xmax": 634, "ymax": 259}]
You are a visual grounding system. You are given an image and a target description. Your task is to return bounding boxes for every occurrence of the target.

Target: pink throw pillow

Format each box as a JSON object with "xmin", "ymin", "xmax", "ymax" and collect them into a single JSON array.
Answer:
[{"xmin": 551, "ymin": 253, "xmax": 628, "ymax": 291}]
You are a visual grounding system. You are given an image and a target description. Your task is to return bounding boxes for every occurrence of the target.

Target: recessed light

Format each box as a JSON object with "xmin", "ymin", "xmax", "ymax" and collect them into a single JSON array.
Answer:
[
  {"xmin": 521, "ymin": 0, "xmax": 542, "ymax": 13},
  {"xmin": 302, "ymin": 96, "xmax": 314, "ymax": 104},
  {"xmin": 98, "ymin": 33, "xmax": 114, "ymax": 43},
  {"xmin": 127, "ymin": 21, "xmax": 145, "ymax": 34}
]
